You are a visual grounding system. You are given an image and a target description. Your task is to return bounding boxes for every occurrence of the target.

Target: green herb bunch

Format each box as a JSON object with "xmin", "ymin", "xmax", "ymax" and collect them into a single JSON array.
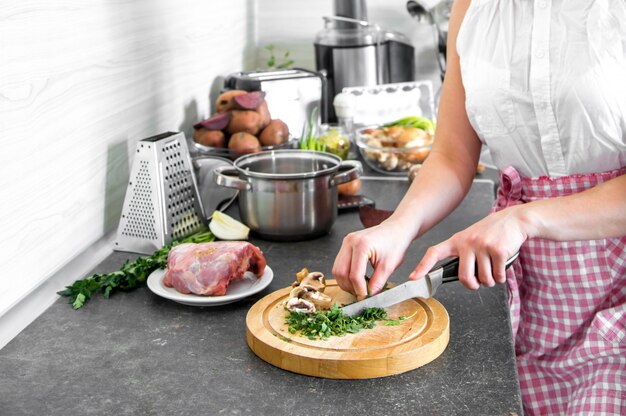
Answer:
[
  {"xmin": 286, "ymin": 304, "xmax": 389, "ymax": 340},
  {"xmin": 58, "ymin": 229, "xmax": 215, "ymax": 309}
]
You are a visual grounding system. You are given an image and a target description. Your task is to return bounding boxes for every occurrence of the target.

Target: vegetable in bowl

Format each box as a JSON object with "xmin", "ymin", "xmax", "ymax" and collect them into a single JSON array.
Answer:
[{"xmin": 356, "ymin": 116, "xmax": 436, "ymax": 176}]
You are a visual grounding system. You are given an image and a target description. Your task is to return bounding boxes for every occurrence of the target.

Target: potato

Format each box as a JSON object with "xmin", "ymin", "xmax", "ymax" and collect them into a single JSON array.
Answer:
[
  {"xmin": 228, "ymin": 132, "xmax": 261, "ymax": 154},
  {"xmin": 226, "ymin": 110, "xmax": 263, "ymax": 136},
  {"xmin": 258, "ymin": 119, "xmax": 289, "ymax": 146},
  {"xmin": 215, "ymin": 90, "xmax": 247, "ymax": 113},
  {"xmin": 193, "ymin": 128, "xmax": 225, "ymax": 148},
  {"xmin": 256, "ymin": 101, "xmax": 271, "ymax": 129}
]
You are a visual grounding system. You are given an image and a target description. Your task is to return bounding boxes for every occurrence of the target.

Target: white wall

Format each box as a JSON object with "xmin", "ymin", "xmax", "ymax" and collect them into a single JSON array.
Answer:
[
  {"xmin": 0, "ymin": 0, "xmax": 440, "ymax": 347},
  {"xmin": 0, "ymin": 0, "xmax": 256, "ymax": 340}
]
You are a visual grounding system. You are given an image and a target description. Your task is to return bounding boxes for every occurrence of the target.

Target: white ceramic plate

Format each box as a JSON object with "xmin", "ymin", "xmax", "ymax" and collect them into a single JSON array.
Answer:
[{"xmin": 146, "ymin": 265, "xmax": 273, "ymax": 306}]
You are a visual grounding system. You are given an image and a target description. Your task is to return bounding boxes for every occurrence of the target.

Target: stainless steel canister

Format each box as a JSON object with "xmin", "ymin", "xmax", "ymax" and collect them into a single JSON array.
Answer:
[{"xmin": 213, "ymin": 150, "xmax": 362, "ymax": 241}]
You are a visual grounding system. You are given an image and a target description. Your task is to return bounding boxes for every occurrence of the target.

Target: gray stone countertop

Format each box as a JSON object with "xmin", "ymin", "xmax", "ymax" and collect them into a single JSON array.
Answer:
[{"xmin": 0, "ymin": 175, "xmax": 522, "ymax": 416}]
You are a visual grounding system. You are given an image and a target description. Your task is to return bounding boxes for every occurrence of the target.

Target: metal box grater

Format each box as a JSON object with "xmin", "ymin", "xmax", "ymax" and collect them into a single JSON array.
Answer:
[{"xmin": 114, "ymin": 131, "xmax": 206, "ymax": 254}]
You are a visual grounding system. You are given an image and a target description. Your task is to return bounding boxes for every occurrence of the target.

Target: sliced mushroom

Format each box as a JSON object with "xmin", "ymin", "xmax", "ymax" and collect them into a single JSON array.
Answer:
[
  {"xmin": 289, "ymin": 286, "xmax": 309, "ymax": 299},
  {"xmin": 291, "ymin": 267, "xmax": 310, "ymax": 287},
  {"xmin": 302, "ymin": 290, "xmax": 333, "ymax": 310},
  {"xmin": 299, "ymin": 272, "xmax": 326, "ymax": 293},
  {"xmin": 284, "ymin": 297, "xmax": 316, "ymax": 314},
  {"xmin": 295, "ymin": 268, "xmax": 309, "ymax": 283}
]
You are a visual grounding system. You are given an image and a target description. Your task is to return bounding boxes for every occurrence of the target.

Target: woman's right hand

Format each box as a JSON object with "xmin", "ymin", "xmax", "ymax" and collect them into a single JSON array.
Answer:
[{"xmin": 332, "ymin": 219, "xmax": 413, "ymax": 300}]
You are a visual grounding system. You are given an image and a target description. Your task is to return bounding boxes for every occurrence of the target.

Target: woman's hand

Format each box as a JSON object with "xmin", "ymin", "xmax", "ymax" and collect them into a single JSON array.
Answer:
[
  {"xmin": 332, "ymin": 219, "xmax": 413, "ymax": 300},
  {"xmin": 409, "ymin": 205, "xmax": 529, "ymax": 289}
]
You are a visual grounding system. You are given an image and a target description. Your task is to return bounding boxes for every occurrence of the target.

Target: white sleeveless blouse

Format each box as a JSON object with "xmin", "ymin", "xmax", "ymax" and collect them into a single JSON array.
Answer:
[{"xmin": 457, "ymin": 0, "xmax": 626, "ymax": 177}]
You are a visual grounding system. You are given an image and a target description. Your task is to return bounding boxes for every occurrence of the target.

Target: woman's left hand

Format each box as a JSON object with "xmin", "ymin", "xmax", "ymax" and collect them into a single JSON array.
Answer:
[{"xmin": 408, "ymin": 205, "xmax": 529, "ymax": 289}]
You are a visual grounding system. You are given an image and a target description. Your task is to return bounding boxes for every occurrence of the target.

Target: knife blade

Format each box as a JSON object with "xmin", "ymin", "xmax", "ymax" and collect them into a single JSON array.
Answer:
[{"xmin": 340, "ymin": 251, "xmax": 520, "ymax": 317}]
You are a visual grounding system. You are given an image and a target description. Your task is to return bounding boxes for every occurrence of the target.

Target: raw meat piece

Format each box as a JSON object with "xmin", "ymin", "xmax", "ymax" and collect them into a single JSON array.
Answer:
[{"xmin": 162, "ymin": 242, "xmax": 266, "ymax": 296}]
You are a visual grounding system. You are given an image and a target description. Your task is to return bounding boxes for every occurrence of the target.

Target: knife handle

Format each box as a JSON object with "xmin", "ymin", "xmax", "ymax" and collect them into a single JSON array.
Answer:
[
  {"xmin": 439, "ymin": 257, "xmax": 461, "ymax": 283},
  {"xmin": 438, "ymin": 251, "xmax": 520, "ymax": 283}
]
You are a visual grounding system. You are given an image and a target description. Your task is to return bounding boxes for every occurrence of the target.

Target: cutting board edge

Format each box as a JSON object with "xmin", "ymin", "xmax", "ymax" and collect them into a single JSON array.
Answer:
[
  {"xmin": 246, "ymin": 283, "xmax": 451, "ymax": 379},
  {"xmin": 246, "ymin": 321, "xmax": 450, "ymax": 379}
]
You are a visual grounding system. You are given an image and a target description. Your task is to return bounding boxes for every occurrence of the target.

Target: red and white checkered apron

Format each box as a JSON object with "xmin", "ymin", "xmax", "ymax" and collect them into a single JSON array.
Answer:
[{"xmin": 493, "ymin": 165, "xmax": 626, "ymax": 415}]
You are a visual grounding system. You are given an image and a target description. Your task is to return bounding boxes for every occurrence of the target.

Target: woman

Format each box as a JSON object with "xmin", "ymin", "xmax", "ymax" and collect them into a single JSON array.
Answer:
[{"xmin": 332, "ymin": 0, "xmax": 626, "ymax": 414}]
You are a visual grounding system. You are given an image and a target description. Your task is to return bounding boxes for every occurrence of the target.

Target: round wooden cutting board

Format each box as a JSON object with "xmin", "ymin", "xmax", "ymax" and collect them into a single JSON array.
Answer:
[{"xmin": 246, "ymin": 280, "xmax": 449, "ymax": 379}]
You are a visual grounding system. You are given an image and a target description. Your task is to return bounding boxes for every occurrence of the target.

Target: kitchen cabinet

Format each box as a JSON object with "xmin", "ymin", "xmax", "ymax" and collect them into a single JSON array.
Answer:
[{"xmin": 0, "ymin": 174, "xmax": 522, "ymax": 415}]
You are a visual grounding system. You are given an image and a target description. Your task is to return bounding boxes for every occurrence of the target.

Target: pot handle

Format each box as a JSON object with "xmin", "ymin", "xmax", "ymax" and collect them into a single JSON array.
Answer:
[
  {"xmin": 331, "ymin": 160, "xmax": 363, "ymax": 186},
  {"xmin": 213, "ymin": 166, "xmax": 251, "ymax": 191}
]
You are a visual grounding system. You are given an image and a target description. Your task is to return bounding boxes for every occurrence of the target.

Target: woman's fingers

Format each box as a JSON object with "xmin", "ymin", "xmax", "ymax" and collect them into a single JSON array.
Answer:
[
  {"xmin": 491, "ymin": 248, "xmax": 508, "ymax": 284},
  {"xmin": 410, "ymin": 240, "xmax": 502, "ymax": 290},
  {"xmin": 368, "ymin": 264, "xmax": 394, "ymax": 296},
  {"xmin": 458, "ymin": 249, "xmax": 480, "ymax": 290},
  {"xmin": 409, "ymin": 244, "xmax": 450, "ymax": 280},
  {"xmin": 348, "ymin": 245, "xmax": 369, "ymax": 300},
  {"xmin": 475, "ymin": 250, "xmax": 495, "ymax": 287},
  {"xmin": 332, "ymin": 235, "xmax": 356, "ymax": 294}
]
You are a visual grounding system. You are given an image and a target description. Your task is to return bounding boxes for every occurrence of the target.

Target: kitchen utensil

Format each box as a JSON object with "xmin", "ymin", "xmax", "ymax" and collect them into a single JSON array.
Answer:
[
  {"xmin": 406, "ymin": 0, "xmax": 434, "ymax": 24},
  {"xmin": 213, "ymin": 150, "xmax": 361, "ymax": 241},
  {"xmin": 341, "ymin": 252, "xmax": 521, "ymax": 317},
  {"xmin": 223, "ymin": 68, "xmax": 324, "ymax": 136},
  {"xmin": 407, "ymin": 0, "xmax": 452, "ymax": 79},
  {"xmin": 359, "ymin": 205, "xmax": 393, "ymax": 228},
  {"xmin": 192, "ymin": 155, "xmax": 238, "ymax": 220},
  {"xmin": 147, "ymin": 265, "xmax": 273, "ymax": 307},
  {"xmin": 114, "ymin": 132, "xmax": 206, "ymax": 255},
  {"xmin": 315, "ymin": 0, "xmax": 415, "ymax": 122},
  {"xmin": 246, "ymin": 279, "xmax": 449, "ymax": 379},
  {"xmin": 338, "ymin": 194, "xmax": 375, "ymax": 211}
]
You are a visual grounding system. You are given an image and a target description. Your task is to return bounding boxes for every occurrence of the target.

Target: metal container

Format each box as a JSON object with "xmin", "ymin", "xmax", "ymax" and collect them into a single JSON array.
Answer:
[
  {"xmin": 114, "ymin": 132, "xmax": 206, "ymax": 254},
  {"xmin": 214, "ymin": 150, "xmax": 362, "ymax": 241},
  {"xmin": 314, "ymin": 0, "xmax": 415, "ymax": 122}
]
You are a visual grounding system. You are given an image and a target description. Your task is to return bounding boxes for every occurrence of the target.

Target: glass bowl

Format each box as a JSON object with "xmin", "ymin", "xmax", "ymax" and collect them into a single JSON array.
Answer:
[
  {"xmin": 355, "ymin": 125, "xmax": 434, "ymax": 176},
  {"xmin": 189, "ymin": 135, "xmax": 298, "ymax": 160}
]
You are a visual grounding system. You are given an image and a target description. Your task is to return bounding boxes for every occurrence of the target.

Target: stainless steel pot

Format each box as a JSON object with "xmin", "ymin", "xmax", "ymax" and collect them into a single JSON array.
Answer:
[{"xmin": 214, "ymin": 150, "xmax": 362, "ymax": 241}]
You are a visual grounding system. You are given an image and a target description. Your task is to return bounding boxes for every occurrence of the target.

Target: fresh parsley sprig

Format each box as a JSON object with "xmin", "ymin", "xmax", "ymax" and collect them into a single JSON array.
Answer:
[{"xmin": 58, "ymin": 229, "xmax": 215, "ymax": 309}]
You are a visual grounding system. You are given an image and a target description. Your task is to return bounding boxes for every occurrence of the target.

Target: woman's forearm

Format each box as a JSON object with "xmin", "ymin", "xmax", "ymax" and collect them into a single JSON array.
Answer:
[
  {"xmin": 385, "ymin": 149, "xmax": 478, "ymax": 241},
  {"xmin": 381, "ymin": 0, "xmax": 480, "ymax": 242},
  {"xmin": 517, "ymin": 174, "xmax": 626, "ymax": 241}
]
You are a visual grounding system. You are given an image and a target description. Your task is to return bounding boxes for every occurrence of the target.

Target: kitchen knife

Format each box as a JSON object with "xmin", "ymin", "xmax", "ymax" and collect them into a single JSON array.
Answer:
[{"xmin": 340, "ymin": 251, "xmax": 520, "ymax": 317}]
